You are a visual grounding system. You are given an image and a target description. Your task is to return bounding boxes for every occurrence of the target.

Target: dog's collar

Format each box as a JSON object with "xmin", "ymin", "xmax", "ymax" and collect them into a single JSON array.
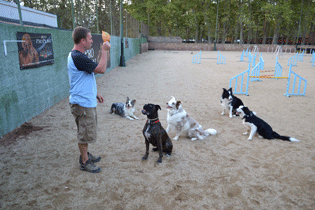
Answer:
[{"xmin": 146, "ymin": 118, "xmax": 160, "ymax": 124}]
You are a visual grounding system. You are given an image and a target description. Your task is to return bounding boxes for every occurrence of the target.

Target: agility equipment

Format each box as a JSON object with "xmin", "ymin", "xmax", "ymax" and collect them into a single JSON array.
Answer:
[
  {"xmin": 240, "ymin": 50, "xmax": 245, "ymax": 62},
  {"xmin": 217, "ymin": 51, "xmax": 226, "ymax": 64},
  {"xmin": 192, "ymin": 50, "xmax": 201, "ymax": 64},
  {"xmin": 274, "ymin": 57, "xmax": 283, "ymax": 77},
  {"xmin": 245, "ymin": 47, "xmax": 249, "ymax": 56},
  {"xmin": 298, "ymin": 50, "xmax": 305, "ymax": 61},
  {"xmin": 247, "ymin": 52, "xmax": 252, "ymax": 63},
  {"xmin": 288, "ymin": 53, "xmax": 298, "ymax": 66},
  {"xmin": 312, "ymin": 50, "xmax": 315, "ymax": 66},
  {"xmin": 250, "ymin": 53, "xmax": 265, "ymax": 82},
  {"xmin": 273, "ymin": 46, "xmax": 283, "ymax": 58},
  {"xmin": 229, "ymin": 63, "xmax": 250, "ymax": 96},
  {"xmin": 252, "ymin": 45, "xmax": 258, "ymax": 53},
  {"xmin": 252, "ymin": 52, "xmax": 257, "ymax": 67},
  {"xmin": 284, "ymin": 64, "xmax": 307, "ymax": 97}
]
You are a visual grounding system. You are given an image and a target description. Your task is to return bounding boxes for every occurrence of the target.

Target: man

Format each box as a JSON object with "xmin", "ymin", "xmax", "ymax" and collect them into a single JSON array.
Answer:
[{"xmin": 67, "ymin": 26, "xmax": 111, "ymax": 173}]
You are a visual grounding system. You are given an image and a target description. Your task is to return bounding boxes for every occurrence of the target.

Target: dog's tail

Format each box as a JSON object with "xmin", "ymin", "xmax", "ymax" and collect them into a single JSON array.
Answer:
[
  {"xmin": 272, "ymin": 132, "xmax": 299, "ymax": 142},
  {"xmin": 205, "ymin": 128, "xmax": 217, "ymax": 136}
]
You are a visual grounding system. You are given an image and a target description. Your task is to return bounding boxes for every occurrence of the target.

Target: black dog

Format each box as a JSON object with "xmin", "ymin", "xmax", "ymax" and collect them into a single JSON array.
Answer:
[
  {"xmin": 220, "ymin": 87, "xmax": 244, "ymax": 118},
  {"xmin": 236, "ymin": 106, "xmax": 299, "ymax": 142},
  {"xmin": 142, "ymin": 104, "xmax": 173, "ymax": 163}
]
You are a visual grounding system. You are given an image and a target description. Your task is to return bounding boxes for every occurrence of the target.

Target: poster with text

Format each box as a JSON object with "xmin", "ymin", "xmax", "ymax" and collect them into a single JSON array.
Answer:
[{"xmin": 16, "ymin": 32, "xmax": 54, "ymax": 70}]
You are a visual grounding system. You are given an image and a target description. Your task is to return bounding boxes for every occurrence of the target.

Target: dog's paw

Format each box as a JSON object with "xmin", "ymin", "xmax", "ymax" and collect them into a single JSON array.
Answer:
[
  {"xmin": 142, "ymin": 154, "xmax": 148, "ymax": 160},
  {"xmin": 258, "ymin": 135, "xmax": 263, "ymax": 139},
  {"xmin": 166, "ymin": 153, "xmax": 171, "ymax": 157},
  {"xmin": 221, "ymin": 112, "xmax": 225, "ymax": 116},
  {"xmin": 191, "ymin": 137, "xmax": 198, "ymax": 141},
  {"xmin": 229, "ymin": 115, "xmax": 233, "ymax": 118},
  {"xmin": 243, "ymin": 132, "xmax": 249, "ymax": 135},
  {"xmin": 173, "ymin": 137, "xmax": 178, "ymax": 141},
  {"xmin": 157, "ymin": 158, "xmax": 162, "ymax": 163},
  {"xmin": 247, "ymin": 137, "xmax": 253, "ymax": 140}
]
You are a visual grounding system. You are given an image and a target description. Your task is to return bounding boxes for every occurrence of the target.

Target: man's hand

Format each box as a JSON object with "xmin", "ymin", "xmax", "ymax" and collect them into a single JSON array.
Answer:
[{"xmin": 96, "ymin": 93, "xmax": 104, "ymax": 103}]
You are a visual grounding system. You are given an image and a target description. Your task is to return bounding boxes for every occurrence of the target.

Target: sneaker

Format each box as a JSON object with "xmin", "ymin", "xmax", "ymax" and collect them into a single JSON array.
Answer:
[
  {"xmin": 80, "ymin": 159, "xmax": 101, "ymax": 173},
  {"xmin": 79, "ymin": 152, "xmax": 101, "ymax": 164}
]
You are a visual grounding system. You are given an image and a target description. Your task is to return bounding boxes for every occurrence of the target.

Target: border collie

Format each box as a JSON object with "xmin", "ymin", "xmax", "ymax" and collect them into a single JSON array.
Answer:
[
  {"xmin": 220, "ymin": 88, "xmax": 244, "ymax": 118},
  {"xmin": 166, "ymin": 96, "xmax": 217, "ymax": 141},
  {"xmin": 236, "ymin": 105, "xmax": 299, "ymax": 142},
  {"xmin": 110, "ymin": 97, "xmax": 139, "ymax": 120}
]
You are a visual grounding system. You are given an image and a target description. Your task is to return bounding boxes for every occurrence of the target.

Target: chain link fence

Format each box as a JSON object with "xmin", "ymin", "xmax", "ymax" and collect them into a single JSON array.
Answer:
[{"xmin": 1, "ymin": 0, "xmax": 149, "ymax": 39}]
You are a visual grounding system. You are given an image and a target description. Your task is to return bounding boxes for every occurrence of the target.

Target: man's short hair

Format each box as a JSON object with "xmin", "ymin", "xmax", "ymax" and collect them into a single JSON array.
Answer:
[{"xmin": 72, "ymin": 26, "xmax": 91, "ymax": 44}]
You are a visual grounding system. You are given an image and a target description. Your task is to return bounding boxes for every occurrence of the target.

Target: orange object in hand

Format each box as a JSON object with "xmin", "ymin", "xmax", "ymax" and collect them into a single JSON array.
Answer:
[{"xmin": 102, "ymin": 31, "xmax": 110, "ymax": 42}]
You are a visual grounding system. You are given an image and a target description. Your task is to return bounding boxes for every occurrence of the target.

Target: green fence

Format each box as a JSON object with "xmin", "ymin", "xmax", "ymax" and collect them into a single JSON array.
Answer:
[{"xmin": 0, "ymin": 23, "xmax": 146, "ymax": 137}]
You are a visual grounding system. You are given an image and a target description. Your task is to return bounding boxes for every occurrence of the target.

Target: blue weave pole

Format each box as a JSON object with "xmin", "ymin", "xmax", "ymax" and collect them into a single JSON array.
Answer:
[
  {"xmin": 274, "ymin": 57, "xmax": 283, "ymax": 77},
  {"xmin": 284, "ymin": 64, "xmax": 307, "ymax": 97},
  {"xmin": 245, "ymin": 47, "xmax": 249, "ymax": 56},
  {"xmin": 240, "ymin": 50, "xmax": 245, "ymax": 62},
  {"xmin": 192, "ymin": 50, "xmax": 201, "ymax": 64},
  {"xmin": 298, "ymin": 50, "xmax": 305, "ymax": 61},
  {"xmin": 229, "ymin": 62, "xmax": 250, "ymax": 96},
  {"xmin": 217, "ymin": 51, "xmax": 226, "ymax": 64},
  {"xmin": 288, "ymin": 53, "xmax": 298, "ymax": 66}
]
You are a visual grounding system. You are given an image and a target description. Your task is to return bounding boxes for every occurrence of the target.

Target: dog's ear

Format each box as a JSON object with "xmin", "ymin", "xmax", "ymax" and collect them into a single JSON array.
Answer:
[
  {"xmin": 223, "ymin": 88, "xmax": 227, "ymax": 91},
  {"xmin": 156, "ymin": 105, "xmax": 161, "ymax": 110},
  {"xmin": 132, "ymin": 99, "xmax": 136, "ymax": 104},
  {"xmin": 228, "ymin": 87, "xmax": 232, "ymax": 92},
  {"xmin": 176, "ymin": 101, "xmax": 181, "ymax": 109},
  {"xmin": 126, "ymin": 96, "xmax": 130, "ymax": 102}
]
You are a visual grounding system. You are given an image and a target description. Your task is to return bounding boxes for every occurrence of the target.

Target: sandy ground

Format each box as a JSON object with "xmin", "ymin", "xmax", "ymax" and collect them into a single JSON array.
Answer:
[{"xmin": 1, "ymin": 50, "xmax": 315, "ymax": 209}]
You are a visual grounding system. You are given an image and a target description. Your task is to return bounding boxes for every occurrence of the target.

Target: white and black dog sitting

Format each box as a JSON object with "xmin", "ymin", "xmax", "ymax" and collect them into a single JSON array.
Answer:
[
  {"xmin": 110, "ymin": 97, "xmax": 139, "ymax": 120},
  {"xmin": 236, "ymin": 105, "xmax": 299, "ymax": 142},
  {"xmin": 166, "ymin": 96, "xmax": 217, "ymax": 141},
  {"xmin": 220, "ymin": 88, "xmax": 244, "ymax": 118}
]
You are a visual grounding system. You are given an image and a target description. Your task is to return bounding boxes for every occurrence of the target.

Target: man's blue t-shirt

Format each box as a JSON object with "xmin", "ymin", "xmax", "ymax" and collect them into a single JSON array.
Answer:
[{"xmin": 67, "ymin": 50, "xmax": 98, "ymax": 108}]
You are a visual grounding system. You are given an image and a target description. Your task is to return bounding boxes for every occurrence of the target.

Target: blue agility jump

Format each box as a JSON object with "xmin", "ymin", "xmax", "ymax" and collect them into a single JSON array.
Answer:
[
  {"xmin": 252, "ymin": 52, "xmax": 257, "ymax": 67},
  {"xmin": 311, "ymin": 50, "xmax": 315, "ymax": 66},
  {"xmin": 298, "ymin": 50, "xmax": 305, "ymax": 61},
  {"xmin": 192, "ymin": 50, "xmax": 201, "ymax": 64},
  {"xmin": 284, "ymin": 64, "xmax": 307, "ymax": 97},
  {"xmin": 240, "ymin": 50, "xmax": 245, "ymax": 62},
  {"xmin": 274, "ymin": 57, "xmax": 283, "ymax": 77},
  {"xmin": 217, "ymin": 51, "xmax": 226, "ymax": 64},
  {"xmin": 229, "ymin": 63, "xmax": 250, "ymax": 96},
  {"xmin": 250, "ymin": 54, "xmax": 264, "ymax": 82},
  {"xmin": 288, "ymin": 53, "xmax": 298, "ymax": 66}
]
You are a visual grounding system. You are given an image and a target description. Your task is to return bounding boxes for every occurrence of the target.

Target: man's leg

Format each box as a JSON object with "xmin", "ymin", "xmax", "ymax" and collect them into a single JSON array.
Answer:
[{"xmin": 78, "ymin": 143, "xmax": 88, "ymax": 164}]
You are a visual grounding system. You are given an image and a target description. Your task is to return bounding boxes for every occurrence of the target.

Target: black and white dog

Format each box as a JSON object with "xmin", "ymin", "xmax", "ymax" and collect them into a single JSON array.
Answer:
[
  {"xmin": 166, "ymin": 96, "xmax": 217, "ymax": 141},
  {"xmin": 142, "ymin": 103, "xmax": 173, "ymax": 163},
  {"xmin": 236, "ymin": 105, "xmax": 299, "ymax": 142},
  {"xmin": 110, "ymin": 97, "xmax": 139, "ymax": 120},
  {"xmin": 220, "ymin": 88, "xmax": 244, "ymax": 118}
]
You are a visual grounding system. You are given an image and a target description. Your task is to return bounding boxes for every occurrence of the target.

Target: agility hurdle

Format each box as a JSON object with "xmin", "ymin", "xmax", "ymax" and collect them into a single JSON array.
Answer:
[
  {"xmin": 259, "ymin": 53, "xmax": 264, "ymax": 71},
  {"xmin": 192, "ymin": 50, "xmax": 201, "ymax": 64},
  {"xmin": 298, "ymin": 50, "xmax": 305, "ymax": 61},
  {"xmin": 240, "ymin": 50, "xmax": 245, "ymax": 62},
  {"xmin": 247, "ymin": 52, "xmax": 252, "ymax": 63},
  {"xmin": 311, "ymin": 50, "xmax": 315, "ymax": 66},
  {"xmin": 284, "ymin": 64, "xmax": 307, "ymax": 97},
  {"xmin": 252, "ymin": 52, "xmax": 257, "ymax": 67},
  {"xmin": 217, "ymin": 51, "xmax": 226, "ymax": 64},
  {"xmin": 274, "ymin": 57, "xmax": 283, "ymax": 77},
  {"xmin": 229, "ymin": 63, "xmax": 250, "ymax": 96},
  {"xmin": 288, "ymin": 53, "xmax": 298, "ymax": 66},
  {"xmin": 250, "ymin": 53, "xmax": 265, "ymax": 82}
]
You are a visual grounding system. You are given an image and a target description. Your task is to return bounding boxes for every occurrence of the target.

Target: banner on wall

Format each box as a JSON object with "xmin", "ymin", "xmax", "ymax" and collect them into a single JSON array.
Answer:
[
  {"xmin": 85, "ymin": 34, "xmax": 111, "ymax": 69},
  {"xmin": 16, "ymin": 32, "xmax": 54, "ymax": 70}
]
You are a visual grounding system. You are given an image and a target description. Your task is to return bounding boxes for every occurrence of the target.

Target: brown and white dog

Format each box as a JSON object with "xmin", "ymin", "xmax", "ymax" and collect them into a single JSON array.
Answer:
[{"xmin": 166, "ymin": 96, "xmax": 217, "ymax": 141}]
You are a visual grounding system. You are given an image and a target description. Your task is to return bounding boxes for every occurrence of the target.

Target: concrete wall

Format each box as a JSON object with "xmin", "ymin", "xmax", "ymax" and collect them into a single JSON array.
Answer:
[
  {"xmin": 0, "ymin": 23, "xmax": 146, "ymax": 137},
  {"xmin": 148, "ymin": 42, "xmax": 315, "ymax": 53}
]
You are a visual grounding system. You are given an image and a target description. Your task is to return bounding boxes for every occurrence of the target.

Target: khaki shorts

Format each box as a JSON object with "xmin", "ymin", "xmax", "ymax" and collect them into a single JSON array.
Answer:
[{"xmin": 70, "ymin": 104, "xmax": 97, "ymax": 144}]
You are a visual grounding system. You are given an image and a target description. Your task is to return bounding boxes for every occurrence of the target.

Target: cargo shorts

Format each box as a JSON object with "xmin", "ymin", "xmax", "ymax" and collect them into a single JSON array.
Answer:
[{"xmin": 70, "ymin": 103, "xmax": 97, "ymax": 144}]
